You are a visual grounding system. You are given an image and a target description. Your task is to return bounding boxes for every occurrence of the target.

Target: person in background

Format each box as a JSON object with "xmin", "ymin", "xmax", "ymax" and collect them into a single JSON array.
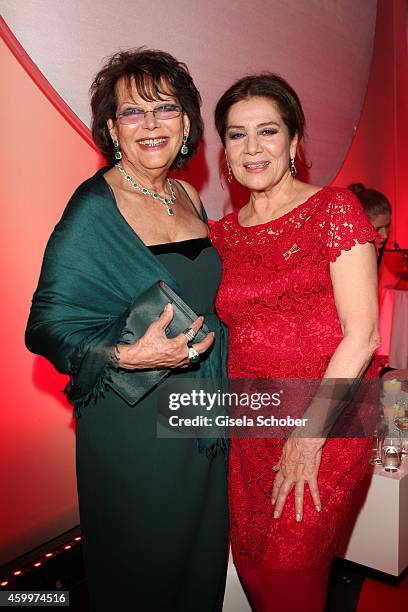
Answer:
[{"xmin": 348, "ymin": 183, "xmax": 392, "ymax": 265}]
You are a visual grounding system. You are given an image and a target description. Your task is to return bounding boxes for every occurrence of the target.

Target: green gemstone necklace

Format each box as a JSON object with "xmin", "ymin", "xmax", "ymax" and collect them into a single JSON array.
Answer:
[{"xmin": 115, "ymin": 162, "xmax": 176, "ymax": 216}]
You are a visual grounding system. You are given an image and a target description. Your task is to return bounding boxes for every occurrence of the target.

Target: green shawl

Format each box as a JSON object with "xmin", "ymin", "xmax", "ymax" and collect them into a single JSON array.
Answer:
[{"xmin": 25, "ymin": 168, "xmax": 227, "ymax": 455}]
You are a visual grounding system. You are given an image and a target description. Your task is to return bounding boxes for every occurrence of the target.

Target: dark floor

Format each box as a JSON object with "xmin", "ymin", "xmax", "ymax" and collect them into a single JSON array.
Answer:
[{"xmin": 0, "ymin": 545, "xmax": 406, "ymax": 611}]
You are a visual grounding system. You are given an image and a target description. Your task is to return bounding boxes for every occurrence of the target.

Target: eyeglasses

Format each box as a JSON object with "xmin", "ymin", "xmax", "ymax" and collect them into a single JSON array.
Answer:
[{"xmin": 116, "ymin": 104, "xmax": 182, "ymax": 125}]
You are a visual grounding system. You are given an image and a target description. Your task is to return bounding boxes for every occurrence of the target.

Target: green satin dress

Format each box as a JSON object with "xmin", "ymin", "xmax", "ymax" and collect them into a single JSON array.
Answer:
[{"xmin": 25, "ymin": 169, "xmax": 229, "ymax": 611}]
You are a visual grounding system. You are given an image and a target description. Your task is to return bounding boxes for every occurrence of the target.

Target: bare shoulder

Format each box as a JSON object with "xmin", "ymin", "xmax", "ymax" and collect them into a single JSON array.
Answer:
[{"xmin": 174, "ymin": 179, "xmax": 202, "ymax": 213}]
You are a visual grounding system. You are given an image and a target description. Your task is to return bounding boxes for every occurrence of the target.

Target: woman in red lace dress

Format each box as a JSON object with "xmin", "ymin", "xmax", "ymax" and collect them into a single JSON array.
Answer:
[{"xmin": 210, "ymin": 75, "xmax": 379, "ymax": 612}]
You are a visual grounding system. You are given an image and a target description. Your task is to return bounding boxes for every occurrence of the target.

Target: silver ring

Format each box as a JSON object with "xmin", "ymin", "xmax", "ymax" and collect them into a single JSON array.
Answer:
[
  {"xmin": 188, "ymin": 347, "xmax": 200, "ymax": 364},
  {"xmin": 183, "ymin": 327, "xmax": 196, "ymax": 343}
]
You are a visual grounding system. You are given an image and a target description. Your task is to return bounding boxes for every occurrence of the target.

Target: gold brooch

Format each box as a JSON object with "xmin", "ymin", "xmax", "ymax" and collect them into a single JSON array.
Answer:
[{"xmin": 283, "ymin": 243, "xmax": 300, "ymax": 260}]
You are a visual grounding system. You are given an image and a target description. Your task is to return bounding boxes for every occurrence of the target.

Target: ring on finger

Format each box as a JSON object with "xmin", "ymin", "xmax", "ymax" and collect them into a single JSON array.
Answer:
[
  {"xmin": 188, "ymin": 347, "xmax": 200, "ymax": 364},
  {"xmin": 183, "ymin": 327, "xmax": 196, "ymax": 343}
]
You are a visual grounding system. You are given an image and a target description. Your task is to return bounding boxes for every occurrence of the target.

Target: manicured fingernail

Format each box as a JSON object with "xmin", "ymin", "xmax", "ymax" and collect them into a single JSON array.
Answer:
[
  {"xmin": 273, "ymin": 511, "xmax": 279, "ymax": 519},
  {"xmin": 315, "ymin": 505, "xmax": 321, "ymax": 512},
  {"xmin": 296, "ymin": 514, "xmax": 301, "ymax": 522},
  {"xmin": 165, "ymin": 303, "xmax": 171, "ymax": 310}
]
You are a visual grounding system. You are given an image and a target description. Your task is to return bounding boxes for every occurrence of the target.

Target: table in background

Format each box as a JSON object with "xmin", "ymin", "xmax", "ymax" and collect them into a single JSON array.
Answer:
[{"xmin": 337, "ymin": 457, "xmax": 408, "ymax": 576}]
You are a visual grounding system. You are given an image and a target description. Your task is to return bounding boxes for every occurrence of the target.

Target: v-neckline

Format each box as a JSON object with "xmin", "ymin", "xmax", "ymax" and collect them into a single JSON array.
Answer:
[{"xmin": 99, "ymin": 170, "xmax": 180, "ymax": 287}]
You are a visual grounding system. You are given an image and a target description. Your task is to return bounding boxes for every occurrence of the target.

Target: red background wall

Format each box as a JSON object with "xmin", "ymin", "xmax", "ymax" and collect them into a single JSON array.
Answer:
[
  {"xmin": 0, "ymin": 34, "xmax": 100, "ymax": 566},
  {"xmin": 333, "ymin": 0, "xmax": 408, "ymax": 345},
  {"xmin": 1, "ymin": 0, "xmax": 407, "ymax": 567},
  {"xmin": 334, "ymin": 0, "xmax": 408, "ymax": 249}
]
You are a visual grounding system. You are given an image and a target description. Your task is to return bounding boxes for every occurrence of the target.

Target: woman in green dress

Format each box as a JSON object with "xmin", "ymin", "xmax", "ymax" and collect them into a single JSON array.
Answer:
[{"xmin": 25, "ymin": 49, "xmax": 228, "ymax": 612}]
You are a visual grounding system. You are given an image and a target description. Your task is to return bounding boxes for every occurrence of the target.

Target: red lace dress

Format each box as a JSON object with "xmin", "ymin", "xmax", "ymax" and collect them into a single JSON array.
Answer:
[{"xmin": 210, "ymin": 187, "xmax": 377, "ymax": 612}]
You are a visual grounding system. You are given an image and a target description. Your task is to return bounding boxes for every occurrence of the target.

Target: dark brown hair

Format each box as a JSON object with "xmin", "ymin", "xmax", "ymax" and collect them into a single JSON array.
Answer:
[
  {"xmin": 90, "ymin": 48, "xmax": 203, "ymax": 168},
  {"xmin": 214, "ymin": 73, "xmax": 305, "ymax": 149},
  {"xmin": 348, "ymin": 183, "xmax": 391, "ymax": 217}
]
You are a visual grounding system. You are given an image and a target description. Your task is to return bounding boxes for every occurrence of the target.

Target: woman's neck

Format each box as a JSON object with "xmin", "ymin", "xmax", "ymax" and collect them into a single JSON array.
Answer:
[
  {"xmin": 120, "ymin": 158, "xmax": 169, "ymax": 194},
  {"xmin": 246, "ymin": 175, "xmax": 299, "ymax": 222}
]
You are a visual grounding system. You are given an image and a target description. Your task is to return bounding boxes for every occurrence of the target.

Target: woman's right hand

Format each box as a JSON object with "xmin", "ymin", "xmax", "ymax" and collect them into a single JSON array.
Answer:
[
  {"xmin": 115, "ymin": 303, "xmax": 214, "ymax": 370},
  {"xmin": 271, "ymin": 437, "xmax": 324, "ymax": 522}
]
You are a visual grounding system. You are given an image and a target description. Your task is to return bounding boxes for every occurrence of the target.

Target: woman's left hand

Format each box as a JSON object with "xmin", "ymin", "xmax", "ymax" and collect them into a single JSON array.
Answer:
[{"xmin": 271, "ymin": 437, "xmax": 326, "ymax": 522}]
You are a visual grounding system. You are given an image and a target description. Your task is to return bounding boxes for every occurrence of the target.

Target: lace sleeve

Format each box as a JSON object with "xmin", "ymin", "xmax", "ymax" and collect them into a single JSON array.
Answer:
[{"xmin": 325, "ymin": 189, "xmax": 377, "ymax": 262}]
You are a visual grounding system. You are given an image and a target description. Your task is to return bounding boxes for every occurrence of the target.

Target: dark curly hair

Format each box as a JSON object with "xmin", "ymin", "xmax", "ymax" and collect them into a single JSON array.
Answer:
[
  {"xmin": 90, "ymin": 48, "xmax": 203, "ymax": 169},
  {"xmin": 215, "ymin": 73, "xmax": 305, "ymax": 150}
]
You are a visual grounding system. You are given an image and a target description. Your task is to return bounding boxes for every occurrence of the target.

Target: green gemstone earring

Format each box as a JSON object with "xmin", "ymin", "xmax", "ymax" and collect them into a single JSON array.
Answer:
[
  {"xmin": 181, "ymin": 135, "xmax": 189, "ymax": 155},
  {"xmin": 113, "ymin": 138, "xmax": 122, "ymax": 160}
]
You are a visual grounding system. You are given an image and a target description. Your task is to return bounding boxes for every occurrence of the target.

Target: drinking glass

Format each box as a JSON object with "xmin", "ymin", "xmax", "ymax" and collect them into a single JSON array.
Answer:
[
  {"xmin": 380, "ymin": 434, "xmax": 402, "ymax": 472},
  {"xmin": 370, "ymin": 419, "xmax": 387, "ymax": 465},
  {"xmin": 370, "ymin": 426, "xmax": 382, "ymax": 465},
  {"xmin": 394, "ymin": 416, "xmax": 408, "ymax": 455}
]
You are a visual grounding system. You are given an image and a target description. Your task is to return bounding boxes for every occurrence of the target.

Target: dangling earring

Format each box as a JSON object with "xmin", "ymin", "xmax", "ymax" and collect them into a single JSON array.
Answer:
[
  {"xmin": 226, "ymin": 157, "xmax": 233, "ymax": 183},
  {"xmin": 181, "ymin": 135, "xmax": 189, "ymax": 155},
  {"xmin": 113, "ymin": 138, "xmax": 122, "ymax": 161},
  {"xmin": 289, "ymin": 157, "xmax": 297, "ymax": 177}
]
